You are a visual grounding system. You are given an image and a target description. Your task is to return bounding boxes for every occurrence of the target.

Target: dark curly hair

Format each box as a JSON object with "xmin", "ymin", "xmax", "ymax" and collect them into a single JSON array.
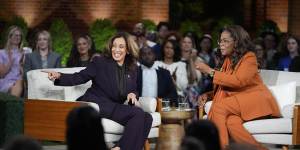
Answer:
[
  {"xmin": 161, "ymin": 39, "xmax": 181, "ymax": 62},
  {"xmin": 103, "ymin": 32, "xmax": 139, "ymax": 71},
  {"xmin": 216, "ymin": 25, "xmax": 255, "ymax": 70}
]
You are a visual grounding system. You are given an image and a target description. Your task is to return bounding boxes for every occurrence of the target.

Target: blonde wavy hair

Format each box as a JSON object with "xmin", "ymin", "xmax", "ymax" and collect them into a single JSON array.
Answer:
[{"xmin": 5, "ymin": 26, "xmax": 24, "ymax": 51}]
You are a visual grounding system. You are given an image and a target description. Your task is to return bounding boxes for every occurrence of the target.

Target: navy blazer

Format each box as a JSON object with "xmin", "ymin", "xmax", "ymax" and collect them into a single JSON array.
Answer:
[
  {"xmin": 54, "ymin": 56, "xmax": 138, "ymax": 118},
  {"xmin": 137, "ymin": 66, "xmax": 178, "ymax": 105}
]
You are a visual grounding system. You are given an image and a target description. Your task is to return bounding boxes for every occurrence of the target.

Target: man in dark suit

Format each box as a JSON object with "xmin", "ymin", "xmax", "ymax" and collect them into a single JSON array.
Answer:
[{"xmin": 137, "ymin": 46, "xmax": 178, "ymax": 106}]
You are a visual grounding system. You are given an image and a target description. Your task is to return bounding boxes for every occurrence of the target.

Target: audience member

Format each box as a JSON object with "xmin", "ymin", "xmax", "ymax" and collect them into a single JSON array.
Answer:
[
  {"xmin": 198, "ymin": 34, "xmax": 216, "ymax": 68},
  {"xmin": 155, "ymin": 39, "xmax": 188, "ymax": 97},
  {"xmin": 184, "ymin": 120, "xmax": 221, "ymax": 150},
  {"xmin": 23, "ymin": 30, "xmax": 61, "ymax": 76},
  {"xmin": 153, "ymin": 22, "xmax": 170, "ymax": 60},
  {"xmin": 3, "ymin": 135, "xmax": 43, "ymax": 150},
  {"xmin": 66, "ymin": 106, "xmax": 107, "ymax": 150},
  {"xmin": 156, "ymin": 22, "xmax": 170, "ymax": 45},
  {"xmin": 43, "ymin": 32, "xmax": 152, "ymax": 150},
  {"xmin": 137, "ymin": 46, "xmax": 178, "ymax": 106},
  {"xmin": 181, "ymin": 33, "xmax": 202, "ymax": 108},
  {"xmin": 132, "ymin": 22, "xmax": 156, "ymax": 48},
  {"xmin": 277, "ymin": 35, "xmax": 299, "ymax": 71},
  {"xmin": 165, "ymin": 31, "xmax": 181, "ymax": 43},
  {"xmin": 253, "ymin": 38, "xmax": 267, "ymax": 69},
  {"xmin": 195, "ymin": 25, "xmax": 280, "ymax": 150},
  {"xmin": 0, "ymin": 26, "xmax": 24, "ymax": 97},
  {"xmin": 261, "ymin": 31, "xmax": 280, "ymax": 69},
  {"xmin": 67, "ymin": 34, "xmax": 97, "ymax": 67}
]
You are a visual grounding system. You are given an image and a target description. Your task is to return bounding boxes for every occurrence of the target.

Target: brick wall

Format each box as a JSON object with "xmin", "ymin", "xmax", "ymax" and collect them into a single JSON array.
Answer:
[
  {"xmin": 255, "ymin": 0, "xmax": 288, "ymax": 33},
  {"xmin": 0, "ymin": 0, "xmax": 169, "ymax": 35},
  {"xmin": 288, "ymin": 0, "xmax": 300, "ymax": 38}
]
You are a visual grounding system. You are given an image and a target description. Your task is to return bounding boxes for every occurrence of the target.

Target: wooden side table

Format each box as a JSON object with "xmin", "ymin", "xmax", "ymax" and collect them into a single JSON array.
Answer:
[{"xmin": 157, "ymin": 109, "xmax": 195, "ymax": 150}]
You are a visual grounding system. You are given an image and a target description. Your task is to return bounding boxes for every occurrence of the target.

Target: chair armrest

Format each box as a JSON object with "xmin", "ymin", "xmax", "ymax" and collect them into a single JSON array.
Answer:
[
  {"xmin": 24, "ymin": 99, "xmax": 87, "ymax": 141},
  {"xmin": 156, "ymin": 98, "xmax": 162, "ymax": 113},
  {"xmin": 139, "ymin": 97, "xmax": 157, "ymax": 113},
  {"xmin": 293, "ymin": 105, "xmax": 300, "ymax": 144}
]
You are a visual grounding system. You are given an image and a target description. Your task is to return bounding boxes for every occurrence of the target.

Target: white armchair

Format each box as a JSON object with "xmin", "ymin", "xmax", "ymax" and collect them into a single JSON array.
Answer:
[
  {"xmin": 201, "ymin": 70, "xmax": 300, "ymax": 149},
  {"xmin": 24, "ymin": 68, "xmax": 161, "ymax": 150}
]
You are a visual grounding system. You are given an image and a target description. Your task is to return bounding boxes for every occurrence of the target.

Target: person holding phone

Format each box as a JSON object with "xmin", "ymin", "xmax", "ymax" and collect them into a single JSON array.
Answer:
[{"xmin": 43, "ymin": 32, "xmax": 152, "ymax": 150}]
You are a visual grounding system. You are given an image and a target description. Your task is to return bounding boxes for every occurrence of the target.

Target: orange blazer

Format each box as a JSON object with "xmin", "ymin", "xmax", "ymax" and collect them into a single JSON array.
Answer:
[{"xmin": 212, "ymin": 52, "xmax": 280, "ymax": 121}]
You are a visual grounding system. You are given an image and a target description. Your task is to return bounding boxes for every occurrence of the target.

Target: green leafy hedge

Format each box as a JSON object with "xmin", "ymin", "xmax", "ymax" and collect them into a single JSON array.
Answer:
[
  {"xmin": 49, "ymin": 18, "xmax": 73, "ymax": 66},
  {"xmin": 0, "ymin": 92, "xmax": 24, "ymax": 147},
  {"xmin": 89, "ymin": 19, "xmax": 116, "ymax": 52}
]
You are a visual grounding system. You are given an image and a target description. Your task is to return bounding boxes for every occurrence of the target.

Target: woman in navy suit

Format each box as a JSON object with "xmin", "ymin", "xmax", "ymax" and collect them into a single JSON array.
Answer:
[{"xmin": 44, "ymin": 32, "xmax": 153, "ymax": 150}]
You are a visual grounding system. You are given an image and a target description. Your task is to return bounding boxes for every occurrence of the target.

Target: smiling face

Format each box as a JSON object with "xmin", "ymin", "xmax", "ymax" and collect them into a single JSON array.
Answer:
[
  {"xmin": 111, "ymin": 37, "xmax": 127, "ymax": 65},
  {"xmin": 77, "ymin": 37, "xmax": 90, "ymax": 56},
  {"xmin": 219, "ymin": 31, "xmax": 235, "ymax": 56},
  {"xmin": 37, "ymin": 33, "xmax": 49, "ymax": 50},
  {"xmin": 10, "ymin": 29, "xmax": 22, "ymax": 47}
]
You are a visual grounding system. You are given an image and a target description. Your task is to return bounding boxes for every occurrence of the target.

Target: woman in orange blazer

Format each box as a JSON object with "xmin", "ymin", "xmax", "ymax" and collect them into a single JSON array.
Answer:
[{"xmin": 195, "ymin": 25, "xmax": 280, "ymax": 150}]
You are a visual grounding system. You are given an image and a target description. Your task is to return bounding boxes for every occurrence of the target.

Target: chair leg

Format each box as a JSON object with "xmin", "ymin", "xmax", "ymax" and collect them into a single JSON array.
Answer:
[
  {"xmin": 144, "ymin": 139, "xmax": 150, "ymax": 150},
  {"xmin": 282, "ymin": 145, "xmax": 288, "ymax": 150}
]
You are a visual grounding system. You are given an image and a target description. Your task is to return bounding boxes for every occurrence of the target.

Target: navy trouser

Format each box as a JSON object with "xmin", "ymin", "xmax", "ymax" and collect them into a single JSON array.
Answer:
[{"xmin": 109, "ymin": 104, "xmax": 153, "ymax": 150}]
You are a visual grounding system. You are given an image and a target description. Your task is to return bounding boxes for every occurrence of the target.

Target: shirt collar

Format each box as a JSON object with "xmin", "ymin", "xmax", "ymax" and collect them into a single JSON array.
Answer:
[{"xmin": 141, "ymin": 64, "xmax": 158, "ymax": 70}]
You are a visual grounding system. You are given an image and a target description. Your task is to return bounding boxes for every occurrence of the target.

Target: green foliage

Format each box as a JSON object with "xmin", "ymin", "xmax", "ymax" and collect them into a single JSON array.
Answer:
[
  {"xmin": 49, "ymin": 18, "xmax": 73, "ymax": 66},
  {"xmin": 89, "ymin": 19, "xmax": 116, "ymax": 52},
  {"xmin": 170, "ymin": 0, "xmax": 204, "ymax": 29},
  {"xmin": 142, "ymin": 19, "xmax": 156, "ymax": 31},
  {"xmin": 257, "ymin": 20, "xmax": 281, "ymax": 37},
  {"xmin": 211, "ymin": 17, "xmax": 234, "ymax": 46},
  {"xmin": 0, "ymin": 16, "xmax": 28, "ymax": 48},
  {"xmin": 179, "ymin": 20, "xmax": 202, "ymax": 37}
]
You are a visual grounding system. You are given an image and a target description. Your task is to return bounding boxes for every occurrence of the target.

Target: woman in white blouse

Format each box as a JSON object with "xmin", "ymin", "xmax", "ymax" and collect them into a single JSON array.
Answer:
[{"xmin": 154, "ymin": 39, "xmax": 188, "ymax": 96}]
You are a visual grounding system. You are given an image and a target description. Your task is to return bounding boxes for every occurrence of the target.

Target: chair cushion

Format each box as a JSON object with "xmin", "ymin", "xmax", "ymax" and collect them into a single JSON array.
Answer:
[
  {"xmin": 243, "ymin": 118, "xmax": 292, "ymax": 134},
  {"xmin": 102, "ymin": 112, "xmax": 161, "ymax": 134},
  {"xmin": 252, "ymin": 134, "xmax": 292, "ymax": 145},
  {"xmin": 268, "ymin": 81, "xmax": 296, "ymax": 115},
  {"xmin": 204, "ymin": 101, "xmax": 212, "ymax": 114},
  {"xmin": 281, "ymin": 104, "xmax": 294, "ymax": 118},
  {"xmin": 139, "ymin": 97, "xmax": 157, "ymax": 113}
]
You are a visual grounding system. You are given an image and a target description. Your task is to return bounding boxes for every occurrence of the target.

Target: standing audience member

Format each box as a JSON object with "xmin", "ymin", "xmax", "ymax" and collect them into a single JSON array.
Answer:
[
  {"xmin": 155, "ymin": 39, "xmax": 188, "ymax": 97},
  {"xmin": 184, "ymin": 120, "xmax": 221, "ymax": 150},
  {"xmin": 195, "ymin": 25, "xmax": 280, "ymax": 150},
  {"xmin": 43, "ymin": 32, "xmax": 152, "ymax": 150},
  {"xmin": 66, "ymin": 106, "xmax": 107, "ymax": 150},
  {"xmin": 4, "ymin": 135, "xmax": 42, "ymax": 150},
  {"xmin": 24, "ymin": 30, "xmax": 61, "ymax": 76},
  {"xmin": 0, "ymin": 26, "xmax": 24, "ymax": 97},
  {"xmin": 137, "ymin": 46, "xmax": 178, "ymax": 106},
  {"xmin": 67, "ymin": 34, "xmax": 97, "ymax": 67},
  {"xmin": 277, "ymin": 35, "xmax": 299, "ymax": 71}
]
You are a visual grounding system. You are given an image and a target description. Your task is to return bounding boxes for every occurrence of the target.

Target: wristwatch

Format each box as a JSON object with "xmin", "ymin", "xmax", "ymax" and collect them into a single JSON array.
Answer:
[{"xmin": 209, "ymin": 69, "xmax": 215, "ymax": 78}]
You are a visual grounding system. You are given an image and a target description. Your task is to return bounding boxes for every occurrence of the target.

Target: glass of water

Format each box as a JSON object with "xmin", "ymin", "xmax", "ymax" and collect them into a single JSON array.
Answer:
[
  {"xmin": 161, "ymin": 99, "xmax": 171, "ymax": 111},
  {"xmin": 178, "ymin": 97, "xmax": 189, "ymax": 111}
]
